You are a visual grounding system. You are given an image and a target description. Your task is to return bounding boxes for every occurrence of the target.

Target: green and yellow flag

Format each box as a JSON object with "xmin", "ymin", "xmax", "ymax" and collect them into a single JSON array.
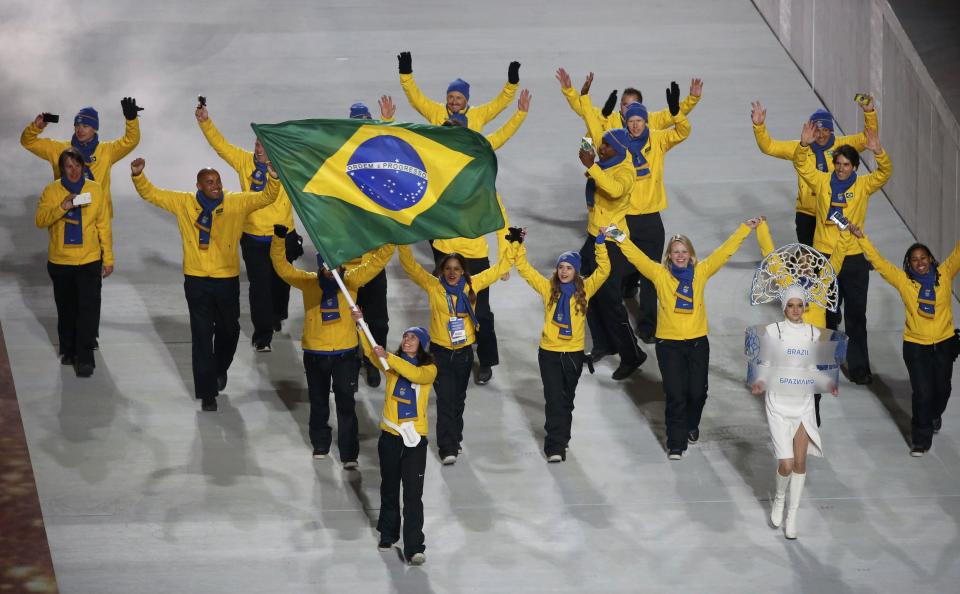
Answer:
[{"xmin": 251, "ymin": 119, "xmax": 502, "ymax": 267}]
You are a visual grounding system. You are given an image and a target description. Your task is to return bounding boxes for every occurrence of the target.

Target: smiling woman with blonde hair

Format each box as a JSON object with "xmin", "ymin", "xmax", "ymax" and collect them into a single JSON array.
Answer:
[{"xmin": 611, "ymin": 218, "xmax": 760, "ymax": 459}]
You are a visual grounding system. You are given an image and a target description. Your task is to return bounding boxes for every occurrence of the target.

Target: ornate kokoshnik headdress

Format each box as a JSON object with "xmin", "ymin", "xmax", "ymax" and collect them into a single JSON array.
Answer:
[{"xmin": 750, "ymin": 243, "xmax": 839, "ymax": 312}]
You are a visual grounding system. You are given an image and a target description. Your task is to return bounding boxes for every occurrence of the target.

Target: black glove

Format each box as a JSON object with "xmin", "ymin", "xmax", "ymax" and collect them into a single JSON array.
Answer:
[
  {"xmin": 601, "ymin": 90, "xmax": 618, "ymax": 118},
  {"xmin": 666, "ymin": 81, "xmax": 680, "ymax": 117},
  {"xmin": 398, "ymin": 51, "xmax": 412, "ymax": 75},
  {"xmin": 285, "ymin": 230, "xmax": 304, "ymax": 262},
  {"xmin": 121, "ymin": 97, "xmax": 143, "ymax": 120},
  {"xmin": 507, "ymin": 61, "xmax": 521, "ymax": 84},
  {"xmin": 505, "ymin": 226, "xmax": 524, "ymax": 243},
  {"xmin": 274, "ymin": 224, "xmax": 288, "ymax": 238}
]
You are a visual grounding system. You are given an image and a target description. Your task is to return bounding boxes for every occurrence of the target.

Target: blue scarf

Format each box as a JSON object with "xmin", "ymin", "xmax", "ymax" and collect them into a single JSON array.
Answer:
[
  {"xmin": 61, "ymin": 176, "xmax": 86, "ymax": 248},
  {"xmin": 551, "ymin": 282, "xmax": 577, "ymax": 339},
  {"xmin": 318, "ymin": 272, "xmax": 341, "ymax": 323},
  {"xmin": 442, "ymin": 276, "xmax": 478, "ymax": 329},
  {"xmin": 392, "ymin": 353, "xmax": 420, "ymax": 420},
  {"xmin": 827, "ymin": 171, "xmax": 857, "ymax": 224},
  {"xmin": 810, "ymin": 135, "xmax": 835, "ymax": 173},
  {"xmin": 249, "ymin": 159, "xmax": 268, "ymax": 192},
  {"xmin": 70, "ymin": 134, "xmax": 99, "ymax": 180},
  {"xmin": 670, "ymin": 264, "xmax": 695, "ymax": 314},
  {"xmin": 908, "ymin": 267, "xmax": 938, "ymax": 319},
  {"xmin": 626, "ymin": 128, "xmax": 651, "ymax": 178},
  {"xmin": 584, "ymin": 144, "xmax": 628, "ymax": 208},
  {"xmin": 194, "ymin": 191, "xmax": 222, "ymax": 250},
  {"xmin": 447, "ymin": 109, "xmax": 469, "ymax": 127}
]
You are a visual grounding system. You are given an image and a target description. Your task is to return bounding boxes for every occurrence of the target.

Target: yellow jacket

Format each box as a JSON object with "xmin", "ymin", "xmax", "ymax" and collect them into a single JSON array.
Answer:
[
  {"xmin": 399, "ymin": 73, "xmax": 517, "ymax": 132},
  {"xmin": 621, "ymin": 224, "xmax": 752, "ymax": 340},
  {"xmin": 794, "ymin": 146, "xmax": 892, "ymax": 256},
  {"xmin": 514, "ymin": 242, "xmax": 610, "ymax": 351},
  {"xmin": 584, "ymin": 159, "xmax": 635, "ymax": 236},
  {"xmin": 21, "ymin": 118, "xmax": 141, "ymax": 219},
  {"xmin": 197, "ymin": 118, "xmax": 295, "ymax": 236},
  {"xmin": 431, "ymin": 112, "xmax": 526, "ymax": 258},
  {"xmin": 755, "ymin": 219, "xmax": 851, "ymax": 327},
  {"xmin": 132, "ymin": 172, "xmax": 279, "ymax": 278},
  {"xmin": 35, "ymin": 178, "xmax": 113, "ymax": 267},
  {"xmin": 398, "ymin": 244, "xmax": 511, "ymax": 349},
  {"xmin": 270, "ymin": 238, "xmax": 394, "ymax": 352},
  {"xmin": 859, "ymin": 235, "xmax": 959, "ymax": 345},
  {"xmin": 582, "ymin": 95, "xmax": 690, "ymax": 214},
  {"xmin": 561, "ymin": 87, "xmax": 700, "ymax": 131},
  {"xmin": 359, "ymin": 332, "xmax": 437, "ymax": 437},
  {"xmin": 754, "ymin": 110, "xmax": 877, "ymax": 216}
]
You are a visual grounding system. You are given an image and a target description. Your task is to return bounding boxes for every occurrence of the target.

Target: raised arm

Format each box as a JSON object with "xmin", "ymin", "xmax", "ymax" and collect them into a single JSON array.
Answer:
[
  {"xmin": 756, "ymin": 218, "xmax": 775, "ymax": 257},
  {"xmin": 196, "ymin": 109, "xmax": 249, "ymax": 171},
  {"xmin": 239, "ymin": 175, "xmax": 280, "ymax": 214},
  {"xmin": 130, "ymin": 159, "xmax": 185, "ymax": 214},
  {"xmin": 20, "ymin": 116, "xmax": 63, "ymax": 163},
  {"xmin": 397, "ymin": 244, "xmax": 437, "ymax": 292},
  {"xmin": 343, "ymin": 244, "xmax": 396, "ymax": 289},
  {"xmin": 699, "ymin": 222, "xmax": 754, "ymax": 279},
  {"xmin": 648, "ymin": 78, "xmax": 702, "ymax": 129},
  {"xmin": 269, "ymin": 234, "xmax": 316, "ymax": 291},
  {"xmin": 470, "ymin": 251, "xmax": 512, "ymax": 291},
  {"xmin": 466, "ymin": 62, "xmax": 520, "ymax": 125},
  {"xmin": 618, "ymin": 236, "xmax": 666, "ymax": 283},
  {"xmin": 101, "ymin": 102, "xmax": 142, "ymax": 163},
  {"xmin": 793, "ymin": 139, "xmax": 828, "ymax": 194},
  {"xmin": 751, "ymin": 101, "xmax": 797, "ymax": 159},
  {"xmin": 584, "ymin": 240, "xmax": 611, "ymax": 298},
  {"xmin": 659, "ymin": 112, "xmax": 691, "ymax": 152},
  {"xmin": 861, "ymin": 131, "xmax": 892, "ymax": 195},
  {"xmin": 512, "ymin": 243, "xmax": 551, "ymax": 300},
  {"xmin": 579, "ymin": 93, "xmax": 606, "ymax": 147},
  {"xmin": 837, "ymin": 96, "xmax": 879, "ymax": 151},
  {"xmin": 397, "ymin": 51, "xmax": 447, "ymax": 124},
  {"xmin": 485, "ymin": 91, "xmax": 529, "ymax": 151}
]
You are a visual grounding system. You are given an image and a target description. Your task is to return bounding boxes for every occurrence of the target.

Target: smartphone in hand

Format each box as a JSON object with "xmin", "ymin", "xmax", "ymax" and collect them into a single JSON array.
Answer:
[
  {"xmin": 829, "ymin": 210, "xmax": 850, "ymax": 230},
  {"xmin": 42, "ymin": 113, "xmax": 60, "ymax": 123},
  {"xmin": 197, "ymin": 95, "xmax": 207, "ymax": 107}
]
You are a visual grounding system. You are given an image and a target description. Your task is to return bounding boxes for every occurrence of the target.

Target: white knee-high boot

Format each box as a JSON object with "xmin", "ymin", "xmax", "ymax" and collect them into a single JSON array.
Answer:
[
  {"xmin": 770, "ymin": 472, "xmax": 790, "ymax": 528},
  {"xmin": 784, "ymin": 472, "xmax": 806, "ymax": 539}
]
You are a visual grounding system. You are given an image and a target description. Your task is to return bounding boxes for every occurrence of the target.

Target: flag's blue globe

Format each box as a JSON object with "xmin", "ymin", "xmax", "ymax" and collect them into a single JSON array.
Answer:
[{"xmin": 346, "ymin": 136, "xmax": 429, "ymax": 211}]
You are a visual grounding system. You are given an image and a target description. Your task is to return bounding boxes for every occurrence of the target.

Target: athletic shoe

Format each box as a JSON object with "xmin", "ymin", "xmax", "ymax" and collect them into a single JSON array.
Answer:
[
  {"xmin": 255, "ymin": 344, "xmax": 272, "ymax": 353},
  {"xmin": 688, "ymin": 429, "xmax": 700, "ymax": 444},
  {"xmin": 312, "ymin": 449, "xmax": 328, "ymax": 460},
  {"xmin": 201, "ymin": 397, "xmax": 218, "ymax": 412},
  {"xmin": 612, "ymin": 361, "xmax": 639, "ymax": 381},
  {"xmin": 441, "ymin": 455, "xmax": 457, "ymax": 466},
  {"xmin": 75, "ymin": 363, "xmax": 94, "ymax": 378},
  {"xmin": 60, "ymin": 354, "xmax": 75, "ymax": 366},
  {"xmin": 343, "ymin": 461, "xmax": 359, "ymax": 470},
  {"xmin": 668, "ymin": 450, "xmax": 682, "ymax": 460},
  {"xmin": 408, "ymin": 552, "xmax": 426, "ymax": 566},
  {"xmin": 547, "ymin": 454, "xmax": 563, "ymax": 463},
  {"xmin": 378, "ymin": 539, "xmax": 395, "ymax": 552},
  {"xmin": 476, "ymin": 366, "xmax": 493, "ymax": 385},
  {"xmin": 910, "ymin": 446, "xmax": 926, "ymax": 457}
]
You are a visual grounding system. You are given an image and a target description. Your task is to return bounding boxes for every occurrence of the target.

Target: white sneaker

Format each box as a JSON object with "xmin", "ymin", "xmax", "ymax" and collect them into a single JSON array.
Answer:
[
  {"xmin": 547, "ymin": 454, "xmax": 563, "ymax": 463},
  {"xmin": 312, "ymin": 450, "xmax": 327, "ymax": 460},
  {"xmin": 441, "ymin": 455, "xmax": 457, "ymax": 465},
  {"xmin": 668, "ymin": 450, "xmax": 682, "ymax": 460},
  {"xmin": 343, "ymin": 461, "xmax": 359, "ymax": 470},
  {"xmin": 408, "ymin": 552, "xmax": 426, "ymax": 565}
]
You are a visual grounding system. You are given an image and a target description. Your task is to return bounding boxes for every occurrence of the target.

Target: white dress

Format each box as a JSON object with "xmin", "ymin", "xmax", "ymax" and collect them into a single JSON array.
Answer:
[{"xmin": 763, "ymin": 320, "xmax": 823, "ymax": 460}]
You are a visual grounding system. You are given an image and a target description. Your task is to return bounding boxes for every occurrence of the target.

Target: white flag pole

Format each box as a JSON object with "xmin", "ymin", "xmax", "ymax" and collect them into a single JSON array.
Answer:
[{"xmin": 329, "ymin": 267, "xmax": 390, "ymax": 370}]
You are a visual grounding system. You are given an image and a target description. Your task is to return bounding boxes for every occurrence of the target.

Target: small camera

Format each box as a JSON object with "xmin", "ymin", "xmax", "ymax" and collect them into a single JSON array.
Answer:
[
  {"xmin": 197, "ymin": 95, "xmax": 207, "ymax": 107},
  {"xmin": 42, "ymin": 113, "xmax": 60, "ymax": 123}
]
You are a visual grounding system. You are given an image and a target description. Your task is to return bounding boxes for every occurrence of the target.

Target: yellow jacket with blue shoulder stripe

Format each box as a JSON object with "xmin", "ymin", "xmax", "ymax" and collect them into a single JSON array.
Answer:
[
  {"xmin": 359, "ymin": 331, "xmax": 437, "ymax": 437},
  {"xmin": 400, "ymin": 73, "xmax": 517, "ymax": 132},
  {"xmin": 35, "ymin": 178, "xmax": 113, "ymax": 267}
]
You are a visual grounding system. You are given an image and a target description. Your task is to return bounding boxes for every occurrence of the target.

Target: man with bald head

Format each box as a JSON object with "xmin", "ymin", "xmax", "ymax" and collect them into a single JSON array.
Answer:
[{"xmin": 130, "ymin": 157, "xmax": 280, "ymax": 411}]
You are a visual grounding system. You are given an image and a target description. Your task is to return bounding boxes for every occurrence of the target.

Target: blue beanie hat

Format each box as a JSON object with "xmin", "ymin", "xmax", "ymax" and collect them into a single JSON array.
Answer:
[
  {"xmin": 447, "ymin": 78, "xmax": 470, "ymax": 101},
  {"xmin": 623, "ymin": 102, "xmax": 648, "ymax": 123},
  {"xmin": 74, "ymin": 107, "xmax": 99, "ymax": 130},
  {"xmin": 403, "ymin": 326, "xmax": 431, "ymax": 350},
  {"xmin": 602, "ymin": 129, "xmax": 630, "ymax": 159},
  {"xmin": 349, "ymin": 102, "xmax": 372, "ymax": 119},
  {"xmin": 556, "ymin": 251, "xmax": 582, "ymax": 274},
  {"xmin": 809, "ymin": 108, "xmax": 834, "ymax": 130}
]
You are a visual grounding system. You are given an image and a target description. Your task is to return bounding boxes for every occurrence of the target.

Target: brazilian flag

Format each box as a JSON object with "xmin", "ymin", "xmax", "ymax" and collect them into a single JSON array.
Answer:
[{"xmin": 251, "ymin": 119, "xmax": 502, "ymax": 267}]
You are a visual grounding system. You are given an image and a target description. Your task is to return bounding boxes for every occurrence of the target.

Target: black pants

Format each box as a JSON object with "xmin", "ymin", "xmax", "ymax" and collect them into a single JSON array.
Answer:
[
  {"xmin": 825, "ymin": 253, "xmax": 871, "ymax": 377},
  {"xmin": 538, "ymin": 349, "xmax": 585, "ymax": 457},
  {"xmin": 430, "ymin": 343, "xmax": 474, "ymax": 457},
  {"xmin": 47, "ymin": 260, "xmax": 101, "ymax": 366},
  {"xmin": 624, "ymin": 213, "xmax": 665, "ymax": 339},
  {"xmin": 378, "ymin": 431, "xmax": 427, "ymax": 558},
  {"xmin": 432, "ymin": 248, "xmax": 499, "ymax": 367},
  {"xmin": 580, "ymin": 236, "xmax": 641, "ymax": 364},
  {"xmin": 795, "ymin": 212, "xmax": 816, "ymax": 247},
  {"xmin": 241, "ymin": 235, "xmax": 291, "ymax": 348},
  {"xmin": 656, "ymin": 337, "xmax": 710, "ymax": 451},
  {"xmin": 304, "ymin": 350, "xmax": 360, "ymax": 460},
  {"xmin": 356, "ymin": 269, "xmax": 389, "ymax": 346},
  {"xmin": 183, "ymin": 275, "xmax": 240, "ymax": 399},
  {"xmin": 903, "ymin": 339, "xmax": 955, "ymax": 449}
]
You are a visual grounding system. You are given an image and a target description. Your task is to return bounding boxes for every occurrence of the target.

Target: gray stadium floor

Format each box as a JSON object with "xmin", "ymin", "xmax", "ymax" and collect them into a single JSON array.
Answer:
[{"xmin": 2, "ymin": 0, "xmax": 959, "ymax": 592}]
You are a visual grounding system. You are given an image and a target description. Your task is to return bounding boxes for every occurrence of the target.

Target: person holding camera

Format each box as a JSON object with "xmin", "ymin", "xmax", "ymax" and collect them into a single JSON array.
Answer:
[
  {"xmin": 129, "ymin": 157, "xmax": 280, "ymax": 412},
  {"xmin": 35, "ymin": 148, "xmax": 114, "ymax": 378},
  {"xmin": 195, "ymin": 99, "xmax": 298, "ymax": 353},
  {"xmin": 510, "ymin": 225, "xmax": 610, "ymax": 462},
  {"xmin": 21, "ymin": 99, "xmax": 143, "ymax": 220},
  {"xmin": 580, "ymin": 85, "xmax": 692, "ymax": 346},
  {"xmin": 793, "ymin": 125, "xmax": 892, "ymax": 385},
  {"xmin": 751, "ymin": 97, "xmax": 878, "ymax": 247},
  {"xmin": 612, "ymin": 218, "xmax": 760, "ymax": 459},
  {"xmin": 270, "ymin": 224, "xmax": 394, "ymax": 466},
  {"xmin": 396, "ymin": 51, "xmax": 519, "ymax": 132},
  {"xmin": 431, "ymin": 89, "xmax": 531, "ymax": 386},
  {"xmin": 848, "ymin": 223, "xmax": 959, "ymax": 457}
]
